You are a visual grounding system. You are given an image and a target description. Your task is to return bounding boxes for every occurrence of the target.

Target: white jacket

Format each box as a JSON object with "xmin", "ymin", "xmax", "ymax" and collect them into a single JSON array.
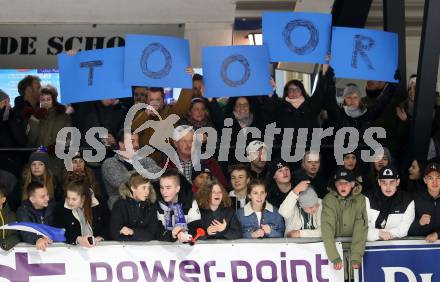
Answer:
[
  {"xmin": 279, "ymin": 190, "xmax": 322, "ymax": 237},
  {"xmin": 365, "ymin": 197, "xmax": 415, "ymax": 241}
]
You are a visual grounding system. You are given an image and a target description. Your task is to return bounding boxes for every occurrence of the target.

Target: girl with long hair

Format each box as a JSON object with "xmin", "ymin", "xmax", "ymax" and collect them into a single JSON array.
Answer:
[
  {"xmin": 196, "ymin": 181, "xmax": 241, "ymax": 240},
  {"xmin": 236, "ymin": 180, "xmax": 284, "ymax": 238},
  {"xmin": 54, "ymin": 180, "xmax": 108, "ymax": 247}
]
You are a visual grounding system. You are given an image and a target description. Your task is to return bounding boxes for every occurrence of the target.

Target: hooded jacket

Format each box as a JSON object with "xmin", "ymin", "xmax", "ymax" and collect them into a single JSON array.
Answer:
[
  {"xmin": 408, "ymin": 189, "xmax": 440, "ymax": 237},
  {"xmin": 110, "ymin": 184, "xmax": 165, "ymax": 242},
  {"xmin": 54, "ymin": 194, "xmax": 108, "ymax": 244},
  {"xmin": 0, "ymin": 203, "xmax": 20, "ymax": 250},
  {"xmin": 321, "ymin": 184, "xmax": 368, "ymax": 266},
  {"xmin": 279, "ymin": 190, "xmax": 322, "ymax": 237},
  {"xmin": 16, "ymin": 200, "xmax": 56, "ymax": 244},
  {"xmin": 365, "ymin": 189, "xmax": 414, "ymax": 241},
  {"xmin": 293, "ymin": 169, "xmax": 329, "ymax": 199},
  {"xmin": 102, "ymin": 153, "xmax": 162, "ymax": 210}
]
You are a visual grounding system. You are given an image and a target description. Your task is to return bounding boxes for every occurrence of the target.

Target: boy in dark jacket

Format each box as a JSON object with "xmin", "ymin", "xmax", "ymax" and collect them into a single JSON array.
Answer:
[
  {"xmin": 110, "ymin": 173, "xmax": 164, "ymax": 241},
  {"xmin": 0, "ymin": 183, "xmax": 20, "ymax": 250},
  {"xmin": 409, "ymin": 162, "xmax": 440, "ymax": 243},
  {"xmin": 16, "ymin": 181, "xmax": 56, "ymax": 251}
]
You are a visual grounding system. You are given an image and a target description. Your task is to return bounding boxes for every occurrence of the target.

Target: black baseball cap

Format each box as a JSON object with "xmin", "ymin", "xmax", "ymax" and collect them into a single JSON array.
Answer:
[
  {"xmin": 378, "ymin": 165, "xmax": 399, "ymax": 180},
  {"xmin": 334, "ymin": 167, "xmax": 355, "ymax": 182}
]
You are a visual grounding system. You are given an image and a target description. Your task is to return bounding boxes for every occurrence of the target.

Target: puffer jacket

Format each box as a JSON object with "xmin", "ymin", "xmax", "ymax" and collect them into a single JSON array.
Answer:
[
  {"xmin": 110, "ymin": 194, "xmax": 164, "ymax": 242},
  {"xmin": 365, "ymin": 189, "xmax": 414, "ymax": 241},
  {"xmin": 321, "ymin": 184, "xmax": 368, "ymax": 266}
]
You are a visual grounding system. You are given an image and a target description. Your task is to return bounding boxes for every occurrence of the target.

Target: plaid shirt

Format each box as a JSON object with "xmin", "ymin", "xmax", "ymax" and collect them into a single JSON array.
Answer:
[{"xmin": 180, "ymin": 159, "xmax": 193, "ymax": 183}]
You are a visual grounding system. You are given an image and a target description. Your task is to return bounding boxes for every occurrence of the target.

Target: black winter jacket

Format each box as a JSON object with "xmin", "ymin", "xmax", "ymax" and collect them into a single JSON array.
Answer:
[
  {"xmin": 16, "ymin": 200, "xmax": 56, "ymax": 244},
  {"xmin": 110, "ymin": 198, "xmax": 165, "ymax": 241},
  {"xmin": 199, "ymin": 207, "xmax": 242, "ymax": 240},
  {"xmin": 408, "ymin": 189, "xmax": 440, "ymax": 237},
  {"xmin": 272, "ymin": 68, "xmax": 331, "ymax": 148},
  {"xmin": 71, "ymin": 101, "xmax": 126, "ymax": 145},
  {"xmin": 325, "ymin": 75, "xmax": 396, "ymax": 136},
  {"xmin": 54, "ymin": 202, "xmax": 109, "ymax": 244}
]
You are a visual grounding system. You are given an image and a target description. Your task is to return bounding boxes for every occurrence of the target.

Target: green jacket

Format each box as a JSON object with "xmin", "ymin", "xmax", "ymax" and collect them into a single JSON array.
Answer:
[
  {"xmin": 0, "ymin": 203, "xmax": 20, "ymax": 251},
  {"xmin": 27, "ymin": 106, "xmax": 71, "ymax": 147},
  {"xmin": 321, "ymin": 184, "xmax": 368, "ymax": 266}
]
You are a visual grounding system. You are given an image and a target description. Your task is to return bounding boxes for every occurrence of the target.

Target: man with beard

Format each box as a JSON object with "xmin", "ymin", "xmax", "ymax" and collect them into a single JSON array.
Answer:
[{"xmin": 102, "ymin": 129, "xmax": 162, "ymax": 209}]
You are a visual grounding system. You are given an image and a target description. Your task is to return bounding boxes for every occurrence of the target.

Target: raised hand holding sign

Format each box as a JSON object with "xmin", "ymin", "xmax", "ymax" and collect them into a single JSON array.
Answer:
[
  {"xmin": 330, "ymin": 27, "xmax": 398, "ymax": 82},
  {"xmin": 57, "ymin": 47, "xmax": 131, "ymax": 104},
  {"xmin": 124, "ymin": 34, "xmax": 192, "ymax": 88},
  {"xmin": 263, "ymin": 12, "xmax": 332, "ymax": 64},
  {"xmin": 202, "ymin": 45, "xmax": 271, "ymax": 98}
]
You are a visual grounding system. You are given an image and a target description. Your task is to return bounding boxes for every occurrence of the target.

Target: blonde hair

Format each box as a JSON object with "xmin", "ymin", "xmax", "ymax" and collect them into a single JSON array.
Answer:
[{"xmin": 119, "ymin": 173, "xmax": 157, "ymax": 203}]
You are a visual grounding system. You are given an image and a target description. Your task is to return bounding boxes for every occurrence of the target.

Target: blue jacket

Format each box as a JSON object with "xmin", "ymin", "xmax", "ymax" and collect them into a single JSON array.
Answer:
[{"xmin": 237, "ymin": 202, "xmax": 285, "ymax": 238}]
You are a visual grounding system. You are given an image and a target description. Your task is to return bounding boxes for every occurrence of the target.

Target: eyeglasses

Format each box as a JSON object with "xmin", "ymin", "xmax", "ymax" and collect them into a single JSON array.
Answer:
[{"xmin": 288, "ymin": 87, "xmax": 301, "ymax": 93}]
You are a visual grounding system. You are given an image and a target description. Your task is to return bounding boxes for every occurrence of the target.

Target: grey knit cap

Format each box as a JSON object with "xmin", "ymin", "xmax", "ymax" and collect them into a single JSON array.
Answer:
[
  {"xmin": 343, "ymin": 85, "xmax": 362, "ymax": 98},
  {"xmin": 29, "ymin": 150, "xmax": 49, "ymax": 167},
  {"xmin": 298, "ymin": 187, "xmax": 319, "ymax": 208}
]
